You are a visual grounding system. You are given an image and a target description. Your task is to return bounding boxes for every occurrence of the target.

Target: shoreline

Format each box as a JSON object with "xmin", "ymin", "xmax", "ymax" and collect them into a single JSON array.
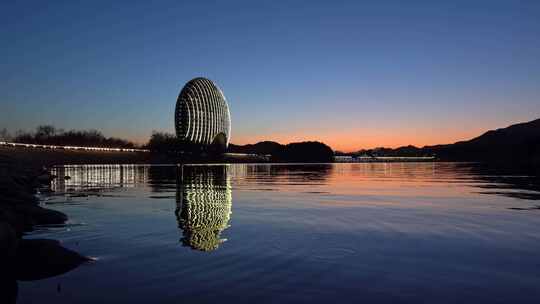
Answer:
[{"xmin": 0, "ymin": 158, "xmax": 90, "ymax": 303}]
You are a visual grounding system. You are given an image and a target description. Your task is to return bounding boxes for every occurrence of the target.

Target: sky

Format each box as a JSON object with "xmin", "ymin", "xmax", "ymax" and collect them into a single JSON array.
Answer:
[{"xmin": 1, "ymin": 0, "xmax": 539, "ymax": 152}]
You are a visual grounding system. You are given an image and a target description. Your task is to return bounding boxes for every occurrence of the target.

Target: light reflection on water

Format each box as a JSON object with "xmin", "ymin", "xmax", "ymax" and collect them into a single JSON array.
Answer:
[
  {"xmin": 19, "ymin": 163, "xmax": 540, "ymax": 303},
  {"xmin": 175, "ymin": 166, "xmax": 232, "ymax": 251}
]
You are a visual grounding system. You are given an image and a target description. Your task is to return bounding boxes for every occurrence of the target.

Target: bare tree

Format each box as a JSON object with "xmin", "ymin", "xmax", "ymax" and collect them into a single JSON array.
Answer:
[
  {"xmin": 0, "ymin": 128, "xmax": 11, "ymax": 141},
  {"xmin": 35, "ymin": 125, "xmax": 56, "ymax": 139}
]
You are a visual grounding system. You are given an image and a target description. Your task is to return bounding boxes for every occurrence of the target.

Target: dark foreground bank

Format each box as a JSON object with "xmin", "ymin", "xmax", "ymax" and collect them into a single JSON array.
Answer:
[{"xmin": 0, "ymin": 159, "xmax": 91, "ymax": 303}]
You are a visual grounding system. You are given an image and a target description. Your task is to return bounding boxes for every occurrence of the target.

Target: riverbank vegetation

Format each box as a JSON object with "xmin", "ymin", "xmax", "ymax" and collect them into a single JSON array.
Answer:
[
  {"xmin": 3, "ymin": 125, "xmax": 137, "ymax": 149},
  {"xmin": 147, "ymin": 131, "xmax": 335, "ymax": 163}
]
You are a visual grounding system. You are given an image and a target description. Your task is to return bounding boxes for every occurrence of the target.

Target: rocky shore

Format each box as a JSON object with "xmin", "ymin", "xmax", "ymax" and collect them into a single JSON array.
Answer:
[{"xmin": 0, "ymin": 163, "xmax": 90, "ymax": 303}]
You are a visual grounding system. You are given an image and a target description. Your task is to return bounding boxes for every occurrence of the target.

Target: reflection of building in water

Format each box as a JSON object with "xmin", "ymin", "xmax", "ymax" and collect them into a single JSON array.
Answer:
[
  {"xmin": 50, "ymin": 165, "xmax": 148, "ymax": 192},
  {"xmin": 176, "ymin": 165, "xmax": 232, "ymax": 251}
]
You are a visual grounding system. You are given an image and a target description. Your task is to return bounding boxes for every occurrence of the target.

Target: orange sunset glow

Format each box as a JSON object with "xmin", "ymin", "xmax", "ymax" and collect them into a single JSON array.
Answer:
[{"xmin": 231, "ymin": 124, "xmax": 502, "ymax": 152}]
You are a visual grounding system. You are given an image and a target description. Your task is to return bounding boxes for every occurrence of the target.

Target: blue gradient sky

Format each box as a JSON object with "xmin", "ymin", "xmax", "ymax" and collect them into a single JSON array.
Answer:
[{"xmin": 1, "ymin": 0, "xmax": 539, "ymax": 151}]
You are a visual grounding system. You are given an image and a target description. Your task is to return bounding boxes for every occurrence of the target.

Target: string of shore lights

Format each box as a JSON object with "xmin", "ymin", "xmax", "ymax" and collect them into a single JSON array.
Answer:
[{"xmin": 0, "ymin": 141, "xmax": 150, "ymax": 152}]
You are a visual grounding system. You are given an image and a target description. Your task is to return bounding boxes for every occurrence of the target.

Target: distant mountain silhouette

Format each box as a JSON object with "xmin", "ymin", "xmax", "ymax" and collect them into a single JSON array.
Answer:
[
  {"xmin": 230, "ymin": 119, "xmax": 539, "ymax": 164},
  {"xmin": 337, "ymin": 118, "xmax": 539, "ymax": 164},
  {"xmin": 228, "ymin": 141, "xmax": 283, "ymax": 155},
  {"xmin": 424, "ymin": 118, "xmax": 540, "ymax": 163},
  {"xmin": 347, "ymin": 145, "xmax": 426, "ymax": 157},
  {"xmin": 229, "ymin": 141, "xmax": 334, "ymax": 162}
]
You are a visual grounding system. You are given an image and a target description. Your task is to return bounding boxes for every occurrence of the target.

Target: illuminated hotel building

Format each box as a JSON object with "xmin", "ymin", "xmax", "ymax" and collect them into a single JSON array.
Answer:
[{"xmin": 174, "ymin": 78, "xmax": 231, "ymax": 150}]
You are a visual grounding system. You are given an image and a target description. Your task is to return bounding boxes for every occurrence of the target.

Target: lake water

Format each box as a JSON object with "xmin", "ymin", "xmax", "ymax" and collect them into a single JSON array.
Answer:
[{"xmin": 19, "ymin": 163, "xmax": 540, "ymax": 303}]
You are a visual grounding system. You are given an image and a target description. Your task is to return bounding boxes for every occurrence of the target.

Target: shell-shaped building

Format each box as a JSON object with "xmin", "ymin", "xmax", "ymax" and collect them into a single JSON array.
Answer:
[{"xmin": 175, "ymin": 78, "xmax": 231, "ymax": 149}]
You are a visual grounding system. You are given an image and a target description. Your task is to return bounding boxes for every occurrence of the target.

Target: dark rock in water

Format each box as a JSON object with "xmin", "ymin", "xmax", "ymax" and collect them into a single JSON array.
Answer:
[
  {"xmin": 64, "ymin": 175, "xmax": 71, "ymax": 180},
  {"xmin": 12, "ymin": 205, "xmax": 67, "ymax": 225},
  {"xmin": 15, "ymin": 239, "xmax": 90, "ymax": 281}
]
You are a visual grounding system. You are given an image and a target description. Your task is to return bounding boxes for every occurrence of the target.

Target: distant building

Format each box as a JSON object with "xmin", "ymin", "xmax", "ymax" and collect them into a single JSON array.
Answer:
[
  {"xmin": 334, "ymin": 155, "xmax": 354, "ymax": 162},
  {"xmin": 174, "ymin": 77, "xmax": 231, "ymax": 150}
]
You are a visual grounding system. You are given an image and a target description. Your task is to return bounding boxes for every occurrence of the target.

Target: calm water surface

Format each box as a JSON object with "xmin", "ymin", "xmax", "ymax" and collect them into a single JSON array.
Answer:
[{"xmin": 20, "ymin": 163, "xmax": 540, "ymax": 303}]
